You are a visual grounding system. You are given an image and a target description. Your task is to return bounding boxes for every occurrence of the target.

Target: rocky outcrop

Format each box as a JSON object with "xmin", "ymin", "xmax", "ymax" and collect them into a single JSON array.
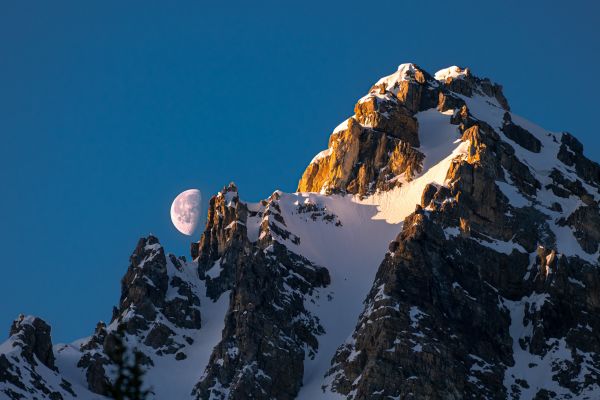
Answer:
[
  {"xmin": 77, "ymin": 235, "xmax": 203, "ymax": 395},
  {"xmin": 297, "ymin": 114, "xmax": 425, "ymax": 196},
  {"xmin": 194, "ymin": 183, "xmax": 251, "ymax": 300},
  {"xmin": 76, "ymin": 321, "xmax": 111, "ymax": 395},
  {"xmin": 1, "ymin": 316, "xmax": 75, "ymax": 400},
  {"xmin": 9, "ymin": 316, "xmax": 55, "ymax": 371},
  {"xmin": 436, "ymin": 66, "xmax": 510, "ymax": 111},
  {"xmin": 558, "ymin": 132, "xmax": 600, "ymax": 186},
  {"xmin": 328, "ymin": 205, "xmax": 600, "ymax": 399},
  {"xmin": 353, "ymin": 94, "xmax": 420, "ymax": 145},
  {"xmin": 369, "ymin": 63, "xmax": 439, "ymax": 114},
  {"xmin": 298, "ymin": 63, "xmax": 511, "ymax": 197},
  {"xmin": 323, "ymin": 65, "xmax": 600, "ymax": 399},
  {"xmin": 563, "ymin": 206, "xmax": 600, "ymax": 254},
  {"xmin": 193, "ymin": 187, "xmax": 330, "ymax": 400},
  {"xmin": 502, "ymin": 112, "xmax": 541, "ymax": 153},
  {"xmin": 327, "ymin": 212, "xmax": 519, "ymax": 399},
  {"xmin": 112, "ymin": 236, "xmax": 201, "ymax": 348},
  {"xmin": 3, "ymin": 61, "xmax": 600, "ymax": 400},
  {"xmin": 297, "ymin": 64, "xmax": 436, "ymax": 196}
]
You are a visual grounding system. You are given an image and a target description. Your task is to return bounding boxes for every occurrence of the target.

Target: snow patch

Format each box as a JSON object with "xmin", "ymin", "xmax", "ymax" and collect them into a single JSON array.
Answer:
[{"xmin": 434, "ymin": 66, "xmax": 467, "ymax": 81}]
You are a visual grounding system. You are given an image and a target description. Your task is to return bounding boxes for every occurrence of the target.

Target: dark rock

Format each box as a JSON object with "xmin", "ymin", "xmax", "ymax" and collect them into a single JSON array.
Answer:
[
  {"xmin": 144, "ymin": 324, "xmax": 175, "ymax": 350},
  {"xmin": 558, "ymin": 132, "xmax": 600, "ymax": 186},
  {"xmin": 440, "ymin": 67, "xmax": 510, "ymax": 111},
  {"xmin": 193, "ymin": 187, "xmax": 331, "ymax": 400},
  {"xmin": 564, "ymin": 206, "xmax": 600, "ymax": 253},
  {"xmin": 9, "ymin": 315, "xmax": 55, "ymax": 370},
  {"xmin": 502, "ymin": 112, "xmax": 542, "ymax": 153},
  {"xmin": 420, "ymin": 183, "xmax": 439, "ymax": 208}
]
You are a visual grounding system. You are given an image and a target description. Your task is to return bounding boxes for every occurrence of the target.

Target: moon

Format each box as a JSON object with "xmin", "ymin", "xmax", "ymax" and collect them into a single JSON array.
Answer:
[{"xmin": 170, "ymin": 189, "xmax": 202, "ymax": 236}]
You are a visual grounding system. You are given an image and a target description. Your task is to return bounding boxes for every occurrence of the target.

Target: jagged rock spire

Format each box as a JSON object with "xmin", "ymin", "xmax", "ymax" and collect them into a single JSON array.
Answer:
[{"xmin": 297, "ymin": 63, "xmax": 510, "ymax": 197}]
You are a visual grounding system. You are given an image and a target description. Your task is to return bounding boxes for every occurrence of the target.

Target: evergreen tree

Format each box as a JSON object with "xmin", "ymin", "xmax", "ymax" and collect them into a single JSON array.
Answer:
[{"xmin": 107, "ymin": 326, "xmax": 150, "ymax": 400}]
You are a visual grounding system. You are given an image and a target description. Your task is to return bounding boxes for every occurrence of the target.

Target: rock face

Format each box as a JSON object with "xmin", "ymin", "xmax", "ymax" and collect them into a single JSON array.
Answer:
[
  {"xmin": 193, "ymin": 183, "xmax": 249, "ymax": 299},
  {"xmin": 297, "ymin": 63, "xmax": 512, "ymax": 197},
  {"xmin": 1, "ymin": 316, "xmax": 75, "ymax": 400},
  {"xmin": 325, "ymin": 110, "xmax": 600, "ymax": 398},
  {"xmin": 3, "ymin": 62, "xmax": 600, "ymax": 400},
  {"xmin": 192, "ymin": 186, "xmax": 330, "ymax": 399},
  {"xmin": 9, "ymin": 316, "xmax": 56, "ymax": 371},
  {"xmin": 74, "ymin": 235, "xmax": 204, "ymax": 397},
  {"xmin": 297, "ymin": 64, "xmax": 438, "ymax": 197}
]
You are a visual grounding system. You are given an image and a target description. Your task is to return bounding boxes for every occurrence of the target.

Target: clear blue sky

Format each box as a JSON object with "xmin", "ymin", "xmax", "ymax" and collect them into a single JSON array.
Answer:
[{"xmin": 1, "ymin": 0, "xmax": 598, "ymax": 343}]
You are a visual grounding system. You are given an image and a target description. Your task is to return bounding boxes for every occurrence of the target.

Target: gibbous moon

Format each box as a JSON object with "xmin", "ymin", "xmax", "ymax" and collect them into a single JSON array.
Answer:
[{"xmin": 170, "ymin": 189, "xmax": 202, "ymax": 236}]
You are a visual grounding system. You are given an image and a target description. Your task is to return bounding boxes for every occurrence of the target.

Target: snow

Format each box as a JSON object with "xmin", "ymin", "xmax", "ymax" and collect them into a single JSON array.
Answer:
[
  {"xmin": 444, "ymin": 226, "xmax": 461, "ymax": 239},
  {"xmin": 502, "ymin": 294, "xmax": 600, "ymax": 398},
  {"xmin": 5, "ymin": 63, "xmax": 600, "ymax": 399},
  {"xmin": 283, "ymin": 65, "xmax": 600, "ymax": 397},
  {"xmin": 568, "ymin": 277, "xmax": 585, "ymax": 287},
  {"xmin": 408, "ymin": 306, "xmax": 428, "ymax": 329},
  {"xmin": 224, "ymin": 190, "xmax": 238, "ymax": 207},
  {"xmin": 356, "ymin": 148, "xmax": 466, "ymax": 224},
  {"xmin": 412, "ymin": 343, "xmax": 423, "ymax": 352},
  {"xmin": 245, "ymin": 206, "xmax": 263, "ymax": 243},
  {"xmin": 496, "ymin": 168, "xmax": 531, "ymax": 208},
  {"xmin": 290, "ymin": 67, "xmax": 599, "ymax": 396},
  {"xmin": 288, "ymin": 107, "xmax": 468, "ymax": 398},
  {"xmin": 460, "ymin": 92, "xmax": 506, "ymax": 130},
  {"xmin": 417, "ymin": 109, "xmax": 463, "ymax": 171},
  {"xmin": 468, "ymin": 354, "xmax": 493, "ymax": 374},
  {"xmin": 371, "ymin": 63, "xmax": 440, "ymax": 96},
  {"xmin": 310, "ymin": 148, "xmax": 332, "ymax": 164},
  {"xmin": 470, "ymin": 236, "xmax": 527, "ymax": 256},
  {"xmin": 279, "ymin": 191, "xmax": 403, "ymax": 400},
  {"xmin": 1, "ymin": 328, "xmax": 105, "ymax": 399},
  {"xmin": 144, "ymin": 242, "xmax": 161, "ymax": 251},
  {"xmin": 206, "ymin": 259, "xmax": 222, "ymax": 279},
  {"xmin": 455, "ymin": 88, "xmax": 600, "ymax": 262},
  {"xmin": 224, "ymin": 220, "xmax": 243, "ymax": 230},
  {"xmin": 55, "ymin": 344, "xmax": 106, "ymax": 399},
  {"xmin": 332, "ymin": 118, "xmax": 350, "ymax": 134},
  {"xmin": 46, "ymin": 256, "xmax": 230, "ymax": 400},
  {"xmin": 373, "ymin": 63, "xmax": 417, "ymax": 95},
  {"xmin": 434, "ymin": 66, "xmax": 467, "ymax": 81},
  {"xmin": 139, "ymin": 273, "xmax": 229, "ymax": 399}
]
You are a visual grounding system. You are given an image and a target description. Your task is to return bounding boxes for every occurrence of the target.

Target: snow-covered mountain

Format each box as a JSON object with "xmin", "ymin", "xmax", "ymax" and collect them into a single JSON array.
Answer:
[{"xmin": 3, "ymin": 63, "xmax": 600, "ymax": 399}]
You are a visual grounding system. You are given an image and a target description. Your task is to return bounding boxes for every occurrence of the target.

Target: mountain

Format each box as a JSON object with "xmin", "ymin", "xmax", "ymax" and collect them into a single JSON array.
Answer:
[{"xmin": 3, "ymin": 63, "xmax": 600, "ymax": 400}]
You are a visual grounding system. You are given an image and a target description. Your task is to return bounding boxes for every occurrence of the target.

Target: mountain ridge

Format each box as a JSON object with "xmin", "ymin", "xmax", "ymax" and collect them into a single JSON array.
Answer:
[{"xmin": 3, "ymin": 62, "xmax": 600, "ymax": 399}]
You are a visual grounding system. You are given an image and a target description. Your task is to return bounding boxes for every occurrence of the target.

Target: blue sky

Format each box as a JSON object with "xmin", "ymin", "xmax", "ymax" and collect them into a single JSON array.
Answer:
[{"xmin": 1, "ymin": 0, "xmax": 599, "ymax": 343}]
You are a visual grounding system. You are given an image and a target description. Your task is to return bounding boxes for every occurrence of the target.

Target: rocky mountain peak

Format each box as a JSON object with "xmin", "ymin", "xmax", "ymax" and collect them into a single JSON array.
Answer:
[
  {"xmin": 8, "ymin": 315, "xmax": 55, "ymax": 371},
  {"xmin": 297, "ymin": 63, "xmax": 512, "ymax": 197},
  {"xmin": 434, "ymin": 65, "xmax": 470, "ymax": 81},
  {"xmin": 4, "ymin": 61, "xmax": 600, "ymax": 400},
  {"xmin": 75, "ymin": 235, "xmax": 204, "ymax": 397},
  {"xmin": 1, "ymin": 315, "xmax": 76, "ymax": 399}
]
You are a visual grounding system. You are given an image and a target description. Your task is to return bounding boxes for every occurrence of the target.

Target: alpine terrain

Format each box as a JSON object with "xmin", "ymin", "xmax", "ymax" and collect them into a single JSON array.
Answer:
[{"xmin": 3, "ymin": 63, "xmax": 600, "ymax": 400}]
